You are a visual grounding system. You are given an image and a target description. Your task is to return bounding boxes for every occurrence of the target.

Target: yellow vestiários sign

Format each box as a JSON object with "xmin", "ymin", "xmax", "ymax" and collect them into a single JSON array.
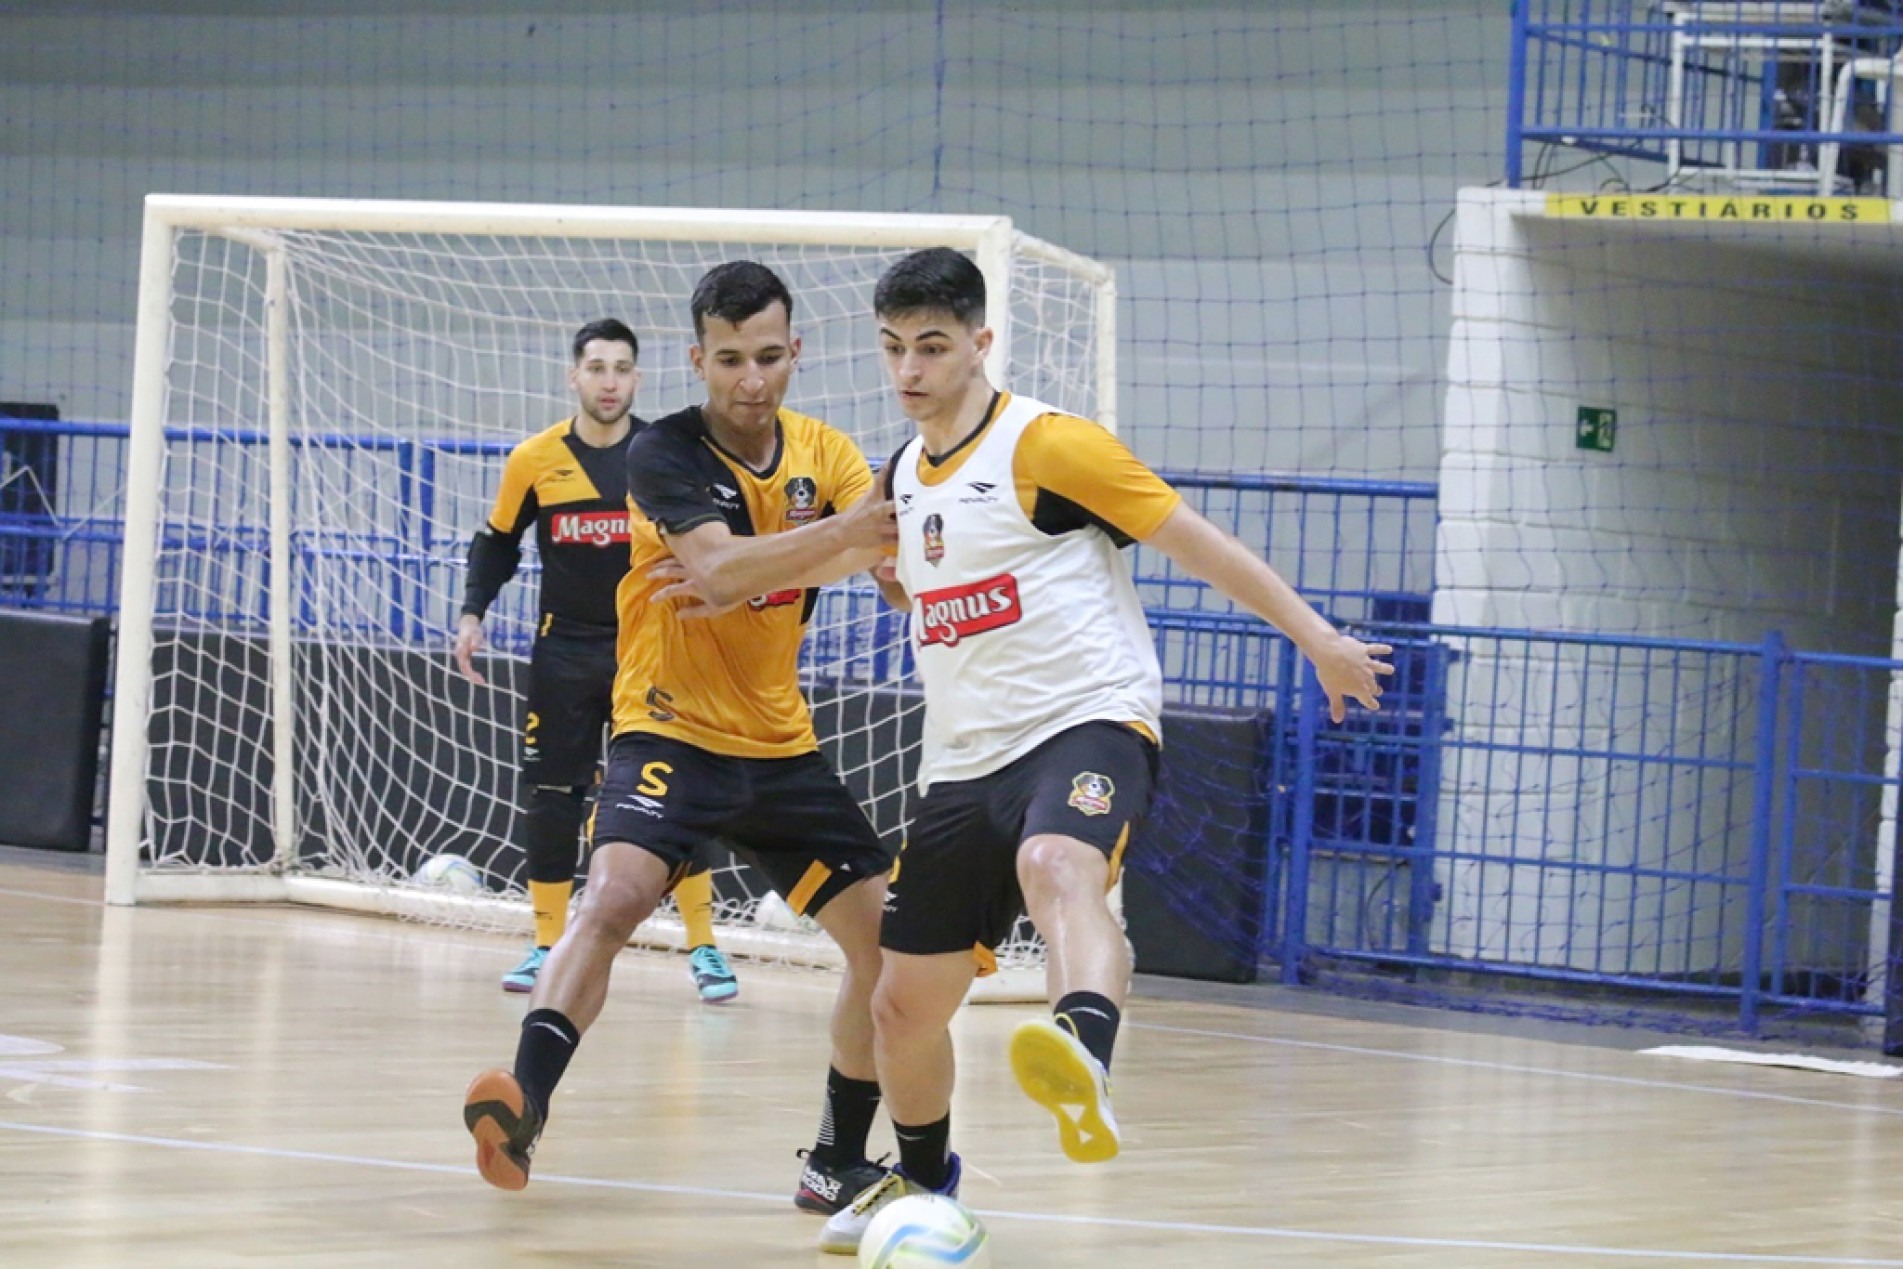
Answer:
[{"xmin": 1543, "ymin": 194, "xmax": 1891, "ymax": 223}]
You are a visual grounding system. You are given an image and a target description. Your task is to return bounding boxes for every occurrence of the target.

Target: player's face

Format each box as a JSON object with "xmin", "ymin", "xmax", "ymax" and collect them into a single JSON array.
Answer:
[
  {"xmin": 691, "ymin": 302, "xmax": 799, "ymax": 435},
  {"xmin": 569, "ymin": 339, "xmax": 640, "ymax": 427},
  {"xmin": 879, "ymin": 310, "xmax": 992, "ymax": 425}
]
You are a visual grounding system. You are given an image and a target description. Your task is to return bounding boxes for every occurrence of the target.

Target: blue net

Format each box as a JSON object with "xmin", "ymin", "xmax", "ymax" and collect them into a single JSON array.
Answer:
[{"xmin": 8, "ymin": 4, "xmax": 1903, "ymax": 1039}]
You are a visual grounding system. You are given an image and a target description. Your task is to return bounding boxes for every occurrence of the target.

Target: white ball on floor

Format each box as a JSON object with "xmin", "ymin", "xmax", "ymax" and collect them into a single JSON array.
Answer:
[
  {"xmin": 752, "ymin": 890, "xmax": 802, "ymax": 931},
  {"xmin": 858, "ymin": 1194, "xmax": 991, "ymax": 1268},
  {"xmin": 411, "ymin": 853, "xmax": 483, "ymax": 894}
]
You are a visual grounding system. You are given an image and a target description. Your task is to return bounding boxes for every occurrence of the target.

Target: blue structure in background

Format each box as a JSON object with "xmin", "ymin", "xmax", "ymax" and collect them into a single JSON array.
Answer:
[
  {"xmin": 6, "ymin": 403, "xmax": 1901, "ymax": 1042},
  {"xmin": 1510, "ymin": 1, "xmax": 1903, "ymax": 190}
]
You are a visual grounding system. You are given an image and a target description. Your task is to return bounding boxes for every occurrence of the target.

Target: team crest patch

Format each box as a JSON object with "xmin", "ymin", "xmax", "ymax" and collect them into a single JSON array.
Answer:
[
  {"xmin": 922, "ymin": 513, "xmax": 945, "ymax": 565},
  {"xmin": 1068, "ymin": 771, "xmax": 1115, "ymax": 816},
  {"xmin": 784, "ymin": 476, "xmax": 820, "ymax": 524}
]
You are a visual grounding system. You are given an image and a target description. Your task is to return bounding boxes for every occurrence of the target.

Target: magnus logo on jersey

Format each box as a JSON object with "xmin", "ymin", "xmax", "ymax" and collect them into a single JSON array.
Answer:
[
  {"xmin": 922, "ymin": 513, "xmax": 945, "ymax": 565},
  {"xmin": 916, "ymin": 573, "xmax": 1021, "ymax": 647},
  {"xmin": 784, "ymin": 476, "xmax": 819, "ymax": 524},
  {"xmin": 1068, "ymin": 771, "xmax": 1115, "ymax": 816},
  {"xmin": 549, "ymin": 509, "xmax": 631, "ymax": 547}
]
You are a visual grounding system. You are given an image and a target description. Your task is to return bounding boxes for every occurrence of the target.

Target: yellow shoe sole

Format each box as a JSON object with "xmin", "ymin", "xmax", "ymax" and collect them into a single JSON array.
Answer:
[{"xmin": 1009, "ymin": 1019, "xmax": 1120, "ymax": 1163}]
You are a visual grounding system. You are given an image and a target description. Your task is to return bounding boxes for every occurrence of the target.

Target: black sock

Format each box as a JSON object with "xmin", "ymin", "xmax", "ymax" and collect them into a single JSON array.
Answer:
[
  {"xmin": 514, "ymin": 1007, "xmax": 580, "ymax": 1116},
  {"xmin": 1054, "ymin": 991, "xmax": 1122, "ymax": 1071},
  {"xmin": 812, "ymin": 1066, "xmax": 883, "ymax": 1165},
  {"xmin": 892, "ymin": 1114, "xmax": 952, "ymax": 1191}
]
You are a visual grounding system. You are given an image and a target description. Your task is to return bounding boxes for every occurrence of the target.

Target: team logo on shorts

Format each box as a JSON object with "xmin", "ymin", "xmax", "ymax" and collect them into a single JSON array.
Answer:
[
  {"xmin": 922, "ymin": 513, "xmax": 945, "ymax": 565},
  {"xmin": 1068, "ymin": 771, "xmax": 1115, "ymax": 816},
  {"xmin": 784, "ymin": 476, "xmax": 820, "ymax": 524}
]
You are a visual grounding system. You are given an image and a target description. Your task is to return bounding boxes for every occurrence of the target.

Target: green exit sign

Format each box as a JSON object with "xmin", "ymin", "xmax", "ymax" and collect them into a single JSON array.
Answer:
[{"xmin": 1577, "ymin": 406, "xmax": 1617, "ymax": 452}]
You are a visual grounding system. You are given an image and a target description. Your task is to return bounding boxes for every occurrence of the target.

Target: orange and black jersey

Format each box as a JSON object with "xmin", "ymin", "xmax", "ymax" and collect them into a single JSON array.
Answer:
[
  {"xmin": 611, "ymin": 405, "xmax": 872, "ymax": 759},
  {"xmin": 461, "ymin": 416, "xmax": 646, "ymax": 630}
]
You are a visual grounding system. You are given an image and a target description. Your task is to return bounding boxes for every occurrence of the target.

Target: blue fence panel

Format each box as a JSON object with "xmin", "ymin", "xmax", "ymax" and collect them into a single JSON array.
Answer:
[
  {"xmin": 13, "ymin": 412, "xmax": 1903, "ymax": 1039},
  {"xmin": 1511, "ymin": 1, "xmax": 1903, "ymax": 189},
  {"xmin": 1290, "ymin": 624, "xmax": 1772, "ymax": 1007},
  {"xmin": 1139, "ymin": 470, "xmax": 1437, "ymax": 629},
  {"xmin": 0, "ymin": 417, "xmax": 135, "ymax": 616},
  {"xmin": 1762, "ymin": 649, "xmax": 1900, "ymax": 1021}
]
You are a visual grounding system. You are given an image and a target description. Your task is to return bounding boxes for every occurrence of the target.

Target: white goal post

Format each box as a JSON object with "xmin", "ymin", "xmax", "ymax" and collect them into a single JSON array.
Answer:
[{"xmin": 103, "ymin": 194, "xmax": 1117, "ymax": 1001}]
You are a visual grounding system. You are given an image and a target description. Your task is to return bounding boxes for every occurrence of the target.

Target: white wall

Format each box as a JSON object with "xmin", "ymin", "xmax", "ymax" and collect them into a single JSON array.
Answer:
[
  {"xmin": 1435, "ymin": 187, "xmax": 1903, "ymax": 972},
  {"xmin": 1439, "ymin": 191, "xmax": 1903, "ymax": 648}
]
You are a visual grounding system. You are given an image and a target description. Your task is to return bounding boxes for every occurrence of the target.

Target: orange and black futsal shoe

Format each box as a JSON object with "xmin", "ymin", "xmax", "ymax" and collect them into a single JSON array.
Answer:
[{"xmin": 463, "ymin": 1068, "xmax": 544, "ymax": 1190}]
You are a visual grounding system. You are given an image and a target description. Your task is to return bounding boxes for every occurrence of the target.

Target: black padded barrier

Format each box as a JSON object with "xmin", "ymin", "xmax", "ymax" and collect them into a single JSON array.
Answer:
[
  {"xmin": 1122, "ymin": 706, "xmax": 1273, "ymax": 984},
  {"xmin": 0, "ymin": 608, "xmax": 111, "ymax": 850},
  {"xmin": 140, "ymin": 636, "xmax": 1279, "ymax": 986}
]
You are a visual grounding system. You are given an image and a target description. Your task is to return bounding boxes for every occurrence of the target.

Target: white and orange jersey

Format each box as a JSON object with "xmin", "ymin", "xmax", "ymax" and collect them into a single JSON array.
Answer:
[{"xmin": 889, "ymin": 391, "xmax": 1181, "ymax": 790}]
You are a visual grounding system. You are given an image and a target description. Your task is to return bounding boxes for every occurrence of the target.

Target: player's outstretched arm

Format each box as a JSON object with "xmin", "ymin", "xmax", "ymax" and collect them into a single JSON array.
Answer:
[
  {"xmin": 1144, "ymin": 502, "xmax": 1394, "ymax": 722},
  {"xmin": 662, "ymin": 492, "xmax": 897, "ymax": 609},
  {"xmin": 650, "ymin": 552, "xmax": 904, "ymax": 618}
]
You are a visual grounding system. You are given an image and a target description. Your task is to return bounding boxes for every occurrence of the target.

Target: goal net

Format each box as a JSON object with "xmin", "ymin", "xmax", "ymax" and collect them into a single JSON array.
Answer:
[{"xmin": 104, "ymin": 195, "xmax": 1116, "ymax": 1001}]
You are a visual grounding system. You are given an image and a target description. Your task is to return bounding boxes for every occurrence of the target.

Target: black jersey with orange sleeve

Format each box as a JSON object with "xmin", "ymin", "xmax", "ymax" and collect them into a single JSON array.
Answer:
[
  {"xmin": 611, "ymin": 405, "xmax": 872, "ymax": 759},
  {"xmin": 461, "ymin": 416, "xmax": 647, "ymax": 630}
]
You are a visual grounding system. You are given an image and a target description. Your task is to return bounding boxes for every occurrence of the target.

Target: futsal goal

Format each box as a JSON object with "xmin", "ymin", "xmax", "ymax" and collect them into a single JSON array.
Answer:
[{"xmin": 102, "ymin": 194, "xmax": 1117, "ymax": 1001}]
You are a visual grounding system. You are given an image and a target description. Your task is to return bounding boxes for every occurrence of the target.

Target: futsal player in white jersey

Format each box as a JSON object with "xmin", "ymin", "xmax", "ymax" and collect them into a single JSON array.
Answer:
[{"xmin": 820, "ymin": 247, "xmax": 1394, "ymax": 1254}]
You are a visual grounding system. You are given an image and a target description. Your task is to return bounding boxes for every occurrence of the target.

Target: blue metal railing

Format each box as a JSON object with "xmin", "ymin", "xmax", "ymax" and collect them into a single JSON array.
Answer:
[
  {"xmin": 8, "ymin": 412, "xmax": 1899, "ymax": 1037},
  {"xmin": 1510, "ymin": 1, "xmax": 1903, "ymax": 188}
]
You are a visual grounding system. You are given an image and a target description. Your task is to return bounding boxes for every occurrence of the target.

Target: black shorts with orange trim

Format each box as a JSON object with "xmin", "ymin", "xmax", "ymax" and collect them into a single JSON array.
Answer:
[
  {"xmin": 591, "ymin": 731, "xmax": 891, "ymax": 918},
  {"xmin": 880, "ymin": 720, "xmax": 1159, "ymax": 959},
  {"xmin": 521, "ymin": 617, "xmax": 616, "ymax": 787}
]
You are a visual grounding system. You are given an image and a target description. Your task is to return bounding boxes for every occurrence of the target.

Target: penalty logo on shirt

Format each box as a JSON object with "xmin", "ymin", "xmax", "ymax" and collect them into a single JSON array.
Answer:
[
  {"xmin": 922, "ymin": 513, "xmax": 945, "ymax": 565},
  {"xmin": 784, "ymin": 476, "xmax": 820, "ymax": 524},
  {"xmin": 1069, "ymin": 771, "xmax": 1116, "ymax": 816}
]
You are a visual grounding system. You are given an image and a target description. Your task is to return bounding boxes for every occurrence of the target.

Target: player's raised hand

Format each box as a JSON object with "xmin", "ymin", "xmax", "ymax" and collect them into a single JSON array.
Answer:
[
  {"xmin": 649, "ymin": 558, "xmax": 741, "ymax": 619},
  {"xmin": 837, "ymin": 492, "xmax": 898, "ymax": 552},
  {"xmin": 451, "ymin": 613, "xmax": 488, "ymax": 686},
  {"xmin": 1312, "ymin": 634, "xmax": 1395, "ymax": 723}
]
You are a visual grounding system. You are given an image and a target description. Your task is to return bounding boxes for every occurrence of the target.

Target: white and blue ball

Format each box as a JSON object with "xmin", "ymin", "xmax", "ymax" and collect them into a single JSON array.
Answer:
[
  {"xmin": 411, "ymin": 853, "xmax": 484, "ymax": 894},
  {"xmin": 858, "ymin": 1194, "xmax": 991, "ymax": 1268}
]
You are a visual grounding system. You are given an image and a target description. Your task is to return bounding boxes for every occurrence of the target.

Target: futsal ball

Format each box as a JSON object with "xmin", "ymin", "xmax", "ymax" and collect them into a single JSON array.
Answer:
[
  {"xmin": 749, "ymin": 894, "xmax": 818, "ymax": 932},
  {"xmin": 858, "ymin": 1194, "xmax": 991, "ymax": 1269},
  {"xmin": 412, "ymin": 853, "xmax": 484, "ymax": 894}
]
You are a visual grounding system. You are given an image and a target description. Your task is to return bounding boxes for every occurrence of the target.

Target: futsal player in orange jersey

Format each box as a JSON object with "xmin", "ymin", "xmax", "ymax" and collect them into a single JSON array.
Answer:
[{"xmin": 463, "ymin": 263, "xmax": 903, "ymax": 1217}]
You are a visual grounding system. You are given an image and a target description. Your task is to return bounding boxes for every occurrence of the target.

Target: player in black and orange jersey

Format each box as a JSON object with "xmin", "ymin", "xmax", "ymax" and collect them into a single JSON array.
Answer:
[
  {"xmin": 462, "ymin": 263, "xmax": 902, "ymax": 1217},
  {"xmin": 452, "ymin": 318, "xmax": 738, "ymax": 1004}
]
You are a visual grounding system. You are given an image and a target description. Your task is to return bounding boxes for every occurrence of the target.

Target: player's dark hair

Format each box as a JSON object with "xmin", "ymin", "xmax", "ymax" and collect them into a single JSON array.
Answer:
[
  {"xmin": 874, "ymin": 247, "xmax": 985, "ymax": 326},
  {"xmin": 571, "ymin": 318, "xmax": 639, "ymax": 363},
  {"xmin": 690, "ymin": 261, "xmax": 795, "ymax": 339}
]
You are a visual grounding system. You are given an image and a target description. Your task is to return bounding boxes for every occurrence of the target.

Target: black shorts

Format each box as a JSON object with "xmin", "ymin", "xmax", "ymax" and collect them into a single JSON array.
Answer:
[
  {"xmin": 521, "ymin": 617, "xmax": 616, "ymax": 788},
  {"xmin": 881, "ymin": 721, "xmax": 1159, "ymax": 958},
  {"xmin": 592, "ymin": 731, "xmax": 893, "ymax": 918}
]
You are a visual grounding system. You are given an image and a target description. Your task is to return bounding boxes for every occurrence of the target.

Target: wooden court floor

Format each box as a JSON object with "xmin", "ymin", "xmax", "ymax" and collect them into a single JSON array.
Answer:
[{"xmin": 4, "ymin": 848, "xmax": 1903, "ymax": 1267}]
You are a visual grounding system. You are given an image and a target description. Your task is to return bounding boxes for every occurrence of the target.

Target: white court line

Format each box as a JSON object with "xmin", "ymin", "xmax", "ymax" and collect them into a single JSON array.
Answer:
[
  {"xmin": 1133, "ymin": 1021, "xmax": 1903, "ymax": 1118},
  {"xmin": 0, "ymin": 883, "xmax": 110, "ymax": 908},
  {"xmin": 2, "ymin": 1118, "xmax": 1900, "ymax": 1265}
]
